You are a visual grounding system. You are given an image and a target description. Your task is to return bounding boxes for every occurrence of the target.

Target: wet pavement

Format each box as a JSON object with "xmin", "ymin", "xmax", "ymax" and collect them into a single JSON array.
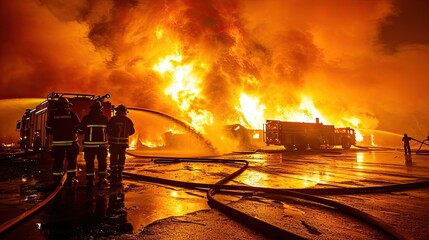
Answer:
[{"xmin": 1, "ymin": 148, "xmax": 429, "ymax": 239}]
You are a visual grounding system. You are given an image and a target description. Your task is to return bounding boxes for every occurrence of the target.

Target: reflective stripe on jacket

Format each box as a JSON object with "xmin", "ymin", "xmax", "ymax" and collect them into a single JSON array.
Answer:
[
  {"xmin": 79, "ymin": 110, "xmax": 109, "ymax": 148},
  {"xmin": 52, "ymin": 140, "xmax": 74, "ymax": 146},
  {"xmin": 107, "ymin": 115, "xmax": 135, "ymax": 146}
]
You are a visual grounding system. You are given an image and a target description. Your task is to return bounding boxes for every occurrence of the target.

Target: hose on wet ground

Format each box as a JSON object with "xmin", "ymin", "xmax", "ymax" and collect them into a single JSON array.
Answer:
[
  {"xmin": 0, "ymin": 173, "xmax": 67, "ymax": 235},
  {"xmin": 127, "ymin": 158, "xmax": 305, "ymax": 239},
  {"xmin": 122, "ymin": 156, "xmax": 423, "ymax": 239},
  {"xmin": 208, "ymin": 159, "xmax": 306, "ymax": 239}
]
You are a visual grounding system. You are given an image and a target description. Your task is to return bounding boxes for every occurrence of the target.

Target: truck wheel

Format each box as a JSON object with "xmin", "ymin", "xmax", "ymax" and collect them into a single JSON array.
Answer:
[{"xmin": 342, "ymin": 138, "xmax": 351, "ymax": 150}]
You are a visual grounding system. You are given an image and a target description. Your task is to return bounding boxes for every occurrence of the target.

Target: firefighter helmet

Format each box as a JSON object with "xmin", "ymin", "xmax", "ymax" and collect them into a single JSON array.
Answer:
[
  {"xmin": 90, "ymin": 101, "xmax": 103, "ymax": 109},
  {"xmin": 115, "ymin": 104, "xmax": 127, "ymax": 114},
  {"xmin": 56, "ymin": 97, "xmax": 72, "ymax": 106}
]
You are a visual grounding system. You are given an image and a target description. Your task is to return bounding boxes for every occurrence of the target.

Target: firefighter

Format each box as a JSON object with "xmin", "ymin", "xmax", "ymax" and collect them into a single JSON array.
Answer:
[
  {"xmin": 107, "ymin": 105, "xmax": 135, "ymax": 185},
  {"xmin": 79, "ymin": 101, "xmax": 109, "ymax": 189},
  {"xmin": 46, "ymin": 97, "xmax": 80, "ymax": 188},
  {"xmin": 402, "ymin": 133, "xmax": 413, "ymax": 155}
]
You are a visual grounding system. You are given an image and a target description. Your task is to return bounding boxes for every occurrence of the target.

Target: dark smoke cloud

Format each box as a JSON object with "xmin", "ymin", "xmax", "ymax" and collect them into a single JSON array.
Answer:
[
  {"xmin": 1, "ymin": 0, "xmax": 428, "ymax": 141},
  {"xmin": 380, "ymin": 0, "xmax": 429, "ymax": 53}
]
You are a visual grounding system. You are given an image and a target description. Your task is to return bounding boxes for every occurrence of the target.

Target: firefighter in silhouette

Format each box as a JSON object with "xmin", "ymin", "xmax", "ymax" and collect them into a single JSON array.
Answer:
[
  {"xmin": 46, "ymin": 97, "xmax": 80, "ymax": 188},
  {"xmin": 79, "ymin": 101, "xmax": 109, "ymax": 189},
  {"xmin": 107, "ymin": 105, "xmax": 135, "ymax": 185},
  {"xmin": 402, "ymin": 134, "xmax": 413, "ymax": 155}
]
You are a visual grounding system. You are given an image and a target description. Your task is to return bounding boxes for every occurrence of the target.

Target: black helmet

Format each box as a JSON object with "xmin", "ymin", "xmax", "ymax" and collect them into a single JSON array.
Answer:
[
  {"xmin": 115, "ymin": 104, "xmax": 127, "ymax": 114},
  {"xmin": 90, "ymin": 101, "xmax": 103, "ymax": 109},
  {"xmin": 56, "ymin": 97, "xmax": 72, "ymax": 107}
]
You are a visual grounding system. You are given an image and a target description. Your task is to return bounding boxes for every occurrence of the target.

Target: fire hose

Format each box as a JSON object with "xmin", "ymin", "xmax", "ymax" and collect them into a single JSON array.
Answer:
[
  {"xmin": 414, "ymin": 137, "xmax": 429, "ymax": 155},
  {"xmin": 0, "ymin": 174, "xmax": 67, "ymax": 235},
  {"xmin": 123, "ymin": 154, "xmax": 423, "ymax": 239}
]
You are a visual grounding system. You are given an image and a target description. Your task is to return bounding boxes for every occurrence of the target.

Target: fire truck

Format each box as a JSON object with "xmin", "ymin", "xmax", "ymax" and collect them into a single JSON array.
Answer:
[
  {"xmin": 263, "ymin": 118, "xmax": 356, "ymax": 150},
  {"xmin": 16, "ymin": 92, "xmax": 113, "ymax": 155}
]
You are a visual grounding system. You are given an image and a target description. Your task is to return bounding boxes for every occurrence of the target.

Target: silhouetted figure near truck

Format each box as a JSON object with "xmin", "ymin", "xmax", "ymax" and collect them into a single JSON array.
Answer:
[
  {"xmin": 46, "ymin": 97, "xmax": 80, "ymax": 188},
  {"xmin": 107, "ymin": 105, "xmax": 135, "ymax": 185},
  {"xmin": 402, "ymin": 134, "xmax": 413, "ymax": 156},
  {"xmin": 79, "ymin": 101, "xmax": 109, "ymax": 189}
]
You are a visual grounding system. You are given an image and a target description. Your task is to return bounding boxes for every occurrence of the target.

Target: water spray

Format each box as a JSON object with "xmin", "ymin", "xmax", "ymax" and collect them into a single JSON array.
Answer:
[{"xmin": 127, "ymin": 107, "xmax": 217, "ymax": 154}]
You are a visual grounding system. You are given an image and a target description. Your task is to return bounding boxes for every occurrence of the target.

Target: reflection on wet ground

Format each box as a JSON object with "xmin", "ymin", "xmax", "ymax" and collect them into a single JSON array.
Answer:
[
  {"xmin": 37, "ymin": 186, "xmax": 133, "ymax": 239},
  {"xmin": 0, "ymin": 157, "xmax": 51, "ymax": 224},
  {"xmin": 1, "ymin": 149, "xmax": 429, "ymax": 239},
  {"xmin": 122, "ymin": 149, "xmax": 429, "ymax": 239}
]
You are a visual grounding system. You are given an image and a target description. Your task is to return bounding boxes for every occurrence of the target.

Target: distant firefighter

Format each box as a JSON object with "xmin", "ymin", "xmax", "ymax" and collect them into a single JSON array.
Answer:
[
  {"xmin": 402, "ymin": 134, "xmax": 413, "ymax": 155},
  {"xmin": 107, "ymin": 105, "xmax": 135, "ymax": 185},
  {"xmin": 46, "ymin": 97, "xmax": 80, "ymax": 188},
  {"xmin": 79, "ymin": 101, "xmax": 109, "ymax": 189}
]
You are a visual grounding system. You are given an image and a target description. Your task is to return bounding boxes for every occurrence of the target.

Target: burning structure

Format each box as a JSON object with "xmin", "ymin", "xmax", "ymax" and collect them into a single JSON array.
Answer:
[{"xmin": 1, "ymin": 0, "xmax": 428, "ymax": 150}]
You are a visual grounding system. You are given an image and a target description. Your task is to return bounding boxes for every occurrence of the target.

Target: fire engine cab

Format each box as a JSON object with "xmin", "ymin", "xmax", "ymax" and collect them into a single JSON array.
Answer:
[
  {"xmin": 16, "ymin": 92, "xmax": 113, "ymax": 154},
  {"xmin": 263, "ymin": 118, "xmax": 356, "ymax": 150}
]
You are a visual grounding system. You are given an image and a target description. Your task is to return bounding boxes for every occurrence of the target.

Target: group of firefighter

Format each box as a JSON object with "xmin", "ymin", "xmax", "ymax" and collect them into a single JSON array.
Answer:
[{"xmin": 46, "ymin": 97, "xmax": 135, "ymax": 189}]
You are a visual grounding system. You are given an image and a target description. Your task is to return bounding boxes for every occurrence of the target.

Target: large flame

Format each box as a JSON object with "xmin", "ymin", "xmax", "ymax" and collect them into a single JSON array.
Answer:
[
  {"xmin": 1, "ymin": 0, "xmax": 428, "ymax": 147},
  {"xmin": 148, "ymin": 15, "xmax": 371, "ymax": 143}
]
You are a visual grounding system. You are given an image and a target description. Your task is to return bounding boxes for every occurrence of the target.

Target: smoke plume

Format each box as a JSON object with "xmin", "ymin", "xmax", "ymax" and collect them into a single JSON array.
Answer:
[{"xmin": 1, "ymin": 0, "xmax": 428, "ymax": 143}]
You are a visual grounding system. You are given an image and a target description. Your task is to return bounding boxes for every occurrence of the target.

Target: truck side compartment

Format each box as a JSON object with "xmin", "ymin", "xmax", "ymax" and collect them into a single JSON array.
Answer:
[{"xmin": 264, "ymin": 119, "xmax": 356, "ymax": 150}]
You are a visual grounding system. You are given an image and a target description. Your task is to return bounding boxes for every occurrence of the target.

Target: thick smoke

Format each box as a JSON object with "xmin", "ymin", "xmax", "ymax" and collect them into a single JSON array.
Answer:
[{"xmin": 1, "ymin": 0, "xmax": 428, "ymax": 143}]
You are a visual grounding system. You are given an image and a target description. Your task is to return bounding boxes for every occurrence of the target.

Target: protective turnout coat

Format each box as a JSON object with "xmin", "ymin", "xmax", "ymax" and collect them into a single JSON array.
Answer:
[
  {"xmin": 107, "ymin": 115, "xmax": 135, "ymax": 147},
  {"xmin": 79, "ymin": 110, "xmax": 109, "ymax": 148},
  {"xmin": 46, "ymin": 108, "xmax": 80, "ymax": 146}
]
